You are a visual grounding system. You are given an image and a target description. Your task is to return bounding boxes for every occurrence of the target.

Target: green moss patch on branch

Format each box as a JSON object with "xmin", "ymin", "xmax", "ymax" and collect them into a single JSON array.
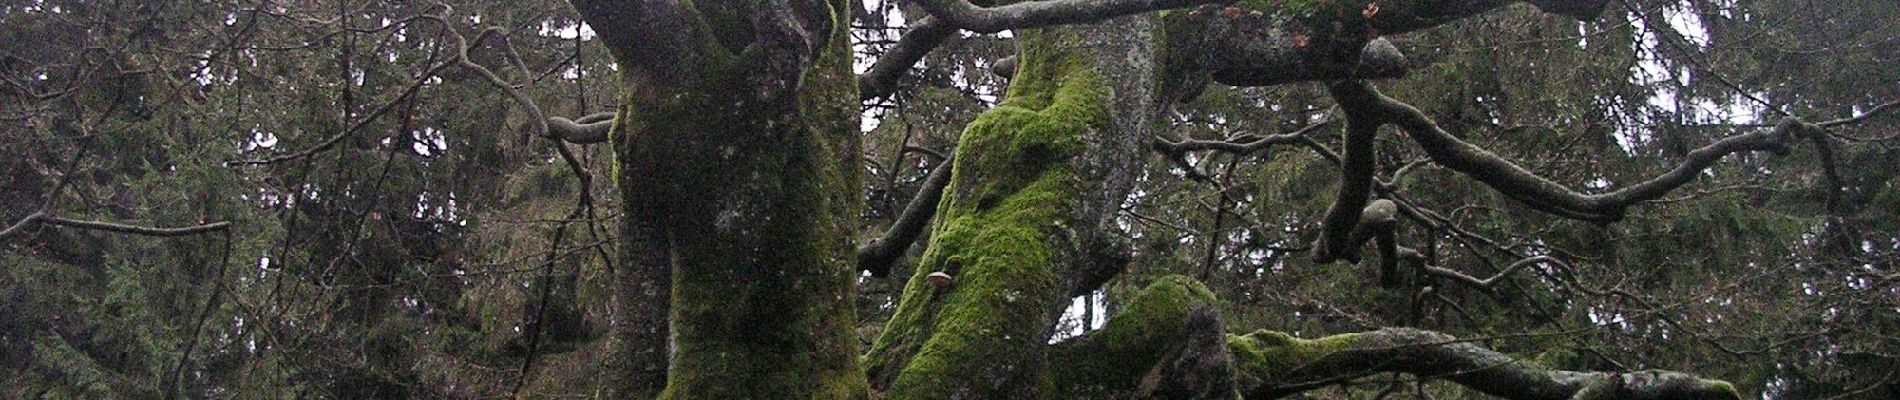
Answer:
[
  {"xmin": 1048, "ymin": 275, "xmax": 1236, "ymax": 399},
  {"xmin": 1228, "ymin": 328, "xmax": 1740, "ymax": 400}
]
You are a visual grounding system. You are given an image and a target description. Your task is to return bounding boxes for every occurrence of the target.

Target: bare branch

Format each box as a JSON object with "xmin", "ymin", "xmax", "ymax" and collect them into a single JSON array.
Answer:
[
  {"xmin": 1152, "ymin": 121, "xmax": 1332, "ymax": 155},
  {"xmin": 859, "ymin": 17, "xmax": 956, "ymax": 100},
  {"xmin": 858, "ymin": 156, "xmax": 955, "ymax": 277},
  {"xmin": 1313, "ymin": 81, "xmax": 1384, "ymax": 263},
  {"xmin": 1422, "ymin": 254, "xmax": 1554, "ymax": 288},
  {"xmin": 0, "ymin": 212, "xmax": 49, "ymax": 239},
  {"xmin": 573, "ymin": 111, "xmax": 616, "ymax": 124},
  {"xmin": 548, "ymin": 111, "xmax": 618, "ymax": 144},
  {"xmin": 1817, "ymin": 99, "xmax": 1900, "ymax": 128},
  {"xmin": 3, "ymin": 213, "xmax": 232, "ymax": 238},
  {"xmin": 1330, "ymin": 80, "xmax": 1858, "ymax": 224}
]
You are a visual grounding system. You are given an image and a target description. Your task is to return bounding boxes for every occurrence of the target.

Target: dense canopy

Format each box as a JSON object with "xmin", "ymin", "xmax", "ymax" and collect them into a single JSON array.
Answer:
[{"xmin": 2, "ymin": 0, "xmax": 1896, "ymax": 399}]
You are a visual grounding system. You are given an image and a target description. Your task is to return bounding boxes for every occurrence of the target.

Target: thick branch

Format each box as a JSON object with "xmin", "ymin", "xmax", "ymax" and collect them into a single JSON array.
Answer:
[
  {"xmin": 992, "ymin": 55, "xmax": 1018, "ymax": 80},
  {"xmin": 1049, "ymin": 276, "xmax": 1233, "ymax": 399},
  {"xmin": 566, "ymin": 0, "xmax": 717, "ymax": 84},
  {"xmin": 915, "ymin": 0, "xmax": 1216, "ymax": 33},
  {"xmin": 857, "ymin": 156, "xmax": 954, "ymax": 277},
  {"xmin": 1346, "ymin": 199, "xmax": 1399, "ymax": 257},
  {"xmin": 1231, "ymin": 328, "xmax": 1740, "ymax": 400},
  {"xmin": 1313, "ymin": 82, "xmax": 1384, "ymax": 264},
  {"xmin": 859, "ymin": 17, "xmax": 956, "ymax": 100},
  {"xmin": 548, "ymin": 111, "xmax": 618, "ymax": 144},
  {"xmin": 1373, "ymin": 226, "xmax": 1400, "ymax": 287},
  {"xmin": 1163, "ymin": 0, "xmax": 1612, "ymax": 99},
  {"xmin": 1056, "ymin": 277, "xmax": 1734, "ymax": 400},
  {"xmin": 1196, "ymin": 26, "xmax": 1409, "ymax": 90},
  {"xmin": 1341, "ymin": 199, "xmax": 1402, "ymax": 286}
]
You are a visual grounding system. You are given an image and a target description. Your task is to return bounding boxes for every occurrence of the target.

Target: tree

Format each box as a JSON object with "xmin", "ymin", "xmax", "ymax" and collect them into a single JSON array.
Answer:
[{"xmin": 3, "ymin": 0, "xmax": 1895, "ymax": 399}]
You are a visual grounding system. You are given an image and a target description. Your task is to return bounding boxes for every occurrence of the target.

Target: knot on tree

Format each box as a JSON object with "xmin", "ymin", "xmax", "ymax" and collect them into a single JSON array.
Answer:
[{"xmin": 1323, "ymin": 198, "xmax": 1399, "ymax": 265}]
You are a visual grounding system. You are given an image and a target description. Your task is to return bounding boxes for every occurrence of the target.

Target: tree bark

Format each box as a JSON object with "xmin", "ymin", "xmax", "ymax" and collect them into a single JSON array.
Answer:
[{"xmin": 571, "ymin": 0, "xmax": 868, "ymax": 398}]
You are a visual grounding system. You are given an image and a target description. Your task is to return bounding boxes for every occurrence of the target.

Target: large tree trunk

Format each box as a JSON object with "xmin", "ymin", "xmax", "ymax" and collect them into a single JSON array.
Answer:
[{"xmin": 570, "ymin": 0, "xmax": 868, "ymax": 398}]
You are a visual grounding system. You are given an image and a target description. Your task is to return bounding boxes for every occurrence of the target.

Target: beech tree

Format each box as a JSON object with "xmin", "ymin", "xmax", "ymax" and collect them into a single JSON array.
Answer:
[{"xmin": 4, "ymin": 0, "xmax": 1895, "ymax": 398}]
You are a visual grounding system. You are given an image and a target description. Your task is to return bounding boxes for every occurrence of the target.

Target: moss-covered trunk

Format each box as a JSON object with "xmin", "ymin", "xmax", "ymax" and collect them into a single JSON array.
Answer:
[
  {"xmin": 580, "ymin": 0, "xmax": 868, "ymax": 397},
  {"xmin": 862, "ymin": 12, "xmax": 1159, "ymax": 398}
]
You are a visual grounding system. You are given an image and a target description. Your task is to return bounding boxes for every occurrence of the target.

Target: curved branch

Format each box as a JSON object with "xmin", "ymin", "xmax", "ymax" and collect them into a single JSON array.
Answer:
[
  {"xmin": 992, "ymin": 55, "xmax": 1019, "ymax": 80},
  {"xmin": 858, "ymin": 156, "xmax": 954, "ymax": 277},
  {"xmin": 453, "ymin": 28, "xmax": 550, "ymax": 140},
  {"xmin": 0, "ymin": 211, "xmax": 45, "ymax": 239},
  {"xmin": 568, "ymin": 111, "xmax": 615, "ymax": 124},
  {"xmin": 1424, "ymin": 254, "xmax": 1554, "ymax": 288},
  {"xmin": 548, "ymin": 111, "xmax": 618, "ymax": 144},
  {"xmin": 859, "ymin": 17, "xmax": 956, "ymax": 100},
  {"xmin": 1314, "ymin": 82, "xmax": 1384, "ymax": 264},
  {"xmin": 1332, "ymin": 80, "xmax": 1834, "ymax": 223},
  {"xmin": 915, "ymin": 0, "xmax": 1215, "ymax": 33},
  {"xmin": 1231, "ymin": 328, "xmax": 1740, "ymax": 400}
]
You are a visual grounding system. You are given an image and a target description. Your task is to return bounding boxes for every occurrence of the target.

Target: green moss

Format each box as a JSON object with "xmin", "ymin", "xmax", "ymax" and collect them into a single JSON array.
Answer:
[
  {"xmin": 1226, "ymin": 329, "xmax": 1362, "ymax": 386},
  {"xmin": 1703, "ymin": 380, "xmax": 1739, "ymax": 397},
  {"xmin": 1046, "ymin": 275, "xmax": 1219, "ymax": 397},
  {"xmin": 862, "ymin": 27, "xmax": 1114, "ymax": 399}
]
